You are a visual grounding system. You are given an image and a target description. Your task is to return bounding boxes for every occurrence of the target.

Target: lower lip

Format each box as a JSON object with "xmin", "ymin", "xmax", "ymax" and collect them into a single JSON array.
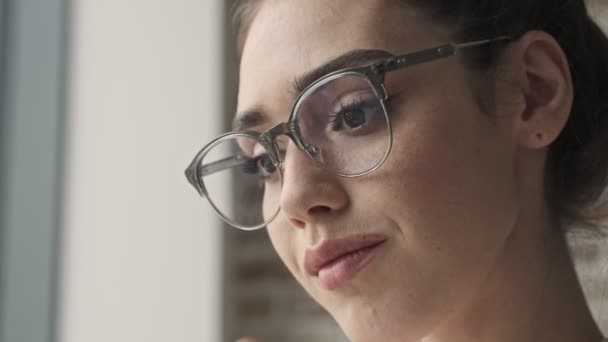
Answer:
[{"xmin": 317, "ymin": 241, "xmax": 386, "ymax": 291}]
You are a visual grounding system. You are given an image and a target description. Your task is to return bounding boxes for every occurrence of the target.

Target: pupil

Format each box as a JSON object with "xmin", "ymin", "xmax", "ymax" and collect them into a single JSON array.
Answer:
[{"xmin": 344, "ymin": 109, "xmax": 366, "ymax": 128}]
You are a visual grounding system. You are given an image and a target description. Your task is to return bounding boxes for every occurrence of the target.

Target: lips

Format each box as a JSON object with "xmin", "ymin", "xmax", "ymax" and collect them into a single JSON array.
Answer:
[{"xmin": 304, "ymin": 235, "xmax": 387, "ymax": 290}]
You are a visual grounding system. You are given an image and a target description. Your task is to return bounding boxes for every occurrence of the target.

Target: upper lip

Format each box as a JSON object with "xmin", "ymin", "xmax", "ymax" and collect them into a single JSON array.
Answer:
[{"xmin": 304, "ymin": 234, "xmax": 387, "ymax": 276}]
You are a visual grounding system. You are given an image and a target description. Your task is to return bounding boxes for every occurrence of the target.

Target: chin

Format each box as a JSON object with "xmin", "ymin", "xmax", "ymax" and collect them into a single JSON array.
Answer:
[{"xmin": 316, "ymin": 277, "xmax": 442, "ymax": 342}]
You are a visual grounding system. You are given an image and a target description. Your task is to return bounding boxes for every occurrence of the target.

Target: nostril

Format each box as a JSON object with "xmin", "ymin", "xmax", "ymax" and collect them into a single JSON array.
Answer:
[
  {"xmin": 289, "ymin": 217, "xmax": 306, "ymax": 229},
  {"xmin": 309, "ymin": 205, "xmax": 331, "ymax": 215},
  {"xmin": 289, "ymin": 206, "xmax": 331, "ymax": 229}
]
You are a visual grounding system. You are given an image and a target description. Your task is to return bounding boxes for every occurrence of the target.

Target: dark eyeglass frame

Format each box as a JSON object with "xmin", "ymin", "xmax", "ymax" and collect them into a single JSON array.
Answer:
[{"xmin": 185, "ymin": 36, "xmax": 511, "ymax": 230}]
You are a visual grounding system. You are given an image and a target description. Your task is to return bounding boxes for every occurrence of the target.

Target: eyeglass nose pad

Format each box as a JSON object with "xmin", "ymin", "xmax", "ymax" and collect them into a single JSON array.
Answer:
[{"xmin": 305, "ymin": 143, "xmax": 320, "ymax": 156}]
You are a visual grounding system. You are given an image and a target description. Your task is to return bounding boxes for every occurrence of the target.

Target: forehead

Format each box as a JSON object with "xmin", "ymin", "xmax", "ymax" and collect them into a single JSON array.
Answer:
[{"xmin": 237, "ymin": 0, "xmax": 443, "ymax": 122}]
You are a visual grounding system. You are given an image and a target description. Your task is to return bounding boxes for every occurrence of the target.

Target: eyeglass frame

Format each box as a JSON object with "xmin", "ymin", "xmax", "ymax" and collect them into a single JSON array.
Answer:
[{"xmin": 185, "ymin": 36, "xmax": 512, "ymax": 230}]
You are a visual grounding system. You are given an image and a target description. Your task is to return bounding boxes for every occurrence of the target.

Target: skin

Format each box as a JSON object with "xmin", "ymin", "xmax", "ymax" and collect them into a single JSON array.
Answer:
[{"xmin": 235, "ymin": 1, "xmax": 606, "ymax": 341}]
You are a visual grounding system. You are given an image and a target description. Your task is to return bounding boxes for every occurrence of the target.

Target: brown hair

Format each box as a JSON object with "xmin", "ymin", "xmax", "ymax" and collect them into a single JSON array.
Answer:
[
  {"xmin": 231, "ymin": 0, "xmax": 608, "ymax": 230},
  {"xmin": 232, "ymin": 0, "xmax": 262, "ymax": 60}
]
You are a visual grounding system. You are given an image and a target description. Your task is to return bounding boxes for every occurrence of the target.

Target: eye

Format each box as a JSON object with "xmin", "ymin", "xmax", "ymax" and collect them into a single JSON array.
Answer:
[
  {"xmin": 329, "ymin": 98, "xmax": 384, "ymax": 132},
  {"xmin": 342, "ymin": 105, "xmax": 367, "ymax": 128},
  {"xmin": 242, "ymin": 153, "xmax": 278, "ymax": 179}
]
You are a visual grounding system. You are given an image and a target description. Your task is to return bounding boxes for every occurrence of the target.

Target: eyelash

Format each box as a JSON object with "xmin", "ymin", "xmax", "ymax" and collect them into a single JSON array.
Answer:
[
  {"xmin": 327, "ymin": 94, "xmax": 397, "ymax": 122},
  {"xmin": 242, "ymin": 155, "xmax": 260, "ymax": 174},
  {"xmin": 328, "ymin": 98, "xmax": 371, "ymax": 123},
  {"xmin": 241, "ymin": 154, "xmax": 280, "ymax": 180}
]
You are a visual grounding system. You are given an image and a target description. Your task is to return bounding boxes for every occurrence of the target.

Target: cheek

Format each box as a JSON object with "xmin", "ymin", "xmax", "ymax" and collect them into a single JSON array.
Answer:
[
  {"xmin": 326, "ymin": 99, "xmax": 520, "ymax": 338},
  {"xmin": 375, "ymin": 95, "xmax": 519, "ymax": 276},
  {"xmin": 389, "ymin": 82, "xmax": 516, "ymax": 218},
  {"xmin": 265, "ymin": 217, "xmax": 339, "ymax": 308},
  {"xmin": 265, "ymin": 219, "xmax": 302, "ymax": 280}
]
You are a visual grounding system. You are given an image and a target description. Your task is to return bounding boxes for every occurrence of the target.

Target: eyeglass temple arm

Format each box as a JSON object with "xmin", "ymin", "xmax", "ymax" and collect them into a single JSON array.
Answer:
[
  {"xmin": 377, "ymin": 36, "xmax": 512, "ymax": 73},
  {"xmin": 185, "ymin": 155, "xmax": 245, "ymax": 196},
  {"xmin": 201, "ymin": 156, "xmax": 246, "ymax": 176}
]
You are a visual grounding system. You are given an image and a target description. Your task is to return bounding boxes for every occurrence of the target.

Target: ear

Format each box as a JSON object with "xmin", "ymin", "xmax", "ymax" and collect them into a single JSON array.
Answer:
[{"xmin": 506, "ymin": 30, "xmax": 574, "ymax": 149}]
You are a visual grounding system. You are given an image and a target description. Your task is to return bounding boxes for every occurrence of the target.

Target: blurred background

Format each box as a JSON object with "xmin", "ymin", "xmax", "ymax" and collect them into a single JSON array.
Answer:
[{"xmin": 0, "ymin": 1, "xmax": 607, "ymax": 342}]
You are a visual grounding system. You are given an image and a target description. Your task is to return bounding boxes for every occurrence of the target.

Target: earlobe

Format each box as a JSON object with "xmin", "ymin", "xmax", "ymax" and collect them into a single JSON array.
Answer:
[{"xmin": 512, "ymin": 31, "xmax": 574, "ymax": 150}]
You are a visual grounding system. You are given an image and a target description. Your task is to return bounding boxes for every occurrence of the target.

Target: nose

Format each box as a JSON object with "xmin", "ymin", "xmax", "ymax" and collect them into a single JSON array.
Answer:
[{"xmin": 279, "ymin": 142, "xmax": 349, "ymax": 229}]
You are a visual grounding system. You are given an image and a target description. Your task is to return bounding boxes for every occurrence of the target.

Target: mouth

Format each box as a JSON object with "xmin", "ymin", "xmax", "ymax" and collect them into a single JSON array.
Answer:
[{"xmin": 304, "ymin": 235, "xmax": 387, "ymax": 291}]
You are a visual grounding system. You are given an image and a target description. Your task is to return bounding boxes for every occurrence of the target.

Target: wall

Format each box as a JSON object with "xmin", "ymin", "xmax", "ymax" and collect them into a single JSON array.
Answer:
[{"xmin": 60, "ymin": 1, "xmax": 225, "ymax": 341}]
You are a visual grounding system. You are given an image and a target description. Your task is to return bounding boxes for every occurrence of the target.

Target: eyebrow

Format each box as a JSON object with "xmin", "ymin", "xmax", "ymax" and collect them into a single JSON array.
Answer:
[
  {"xmin": 292, "ymin": 49, "xmax": 394, "ymax": 94},
  {"xmin": 232, "ymin": 48, "xmax": 394, "ymax": 131},
  {"xmin": 232, "ymin": 108, "xmax": 267, "ymax": 132}
]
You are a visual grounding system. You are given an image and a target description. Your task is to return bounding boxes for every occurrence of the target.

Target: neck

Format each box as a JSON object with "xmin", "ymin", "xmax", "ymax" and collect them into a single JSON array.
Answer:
[{"xmin": 422, "ymin": 206, "xmax": 604, "ymax": 342}]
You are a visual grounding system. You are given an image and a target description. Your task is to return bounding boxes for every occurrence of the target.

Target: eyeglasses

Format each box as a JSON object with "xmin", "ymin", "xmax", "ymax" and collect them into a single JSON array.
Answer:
[{"xmin": 185, "ymin": 36, "xmax": 511, "ymax": 230}]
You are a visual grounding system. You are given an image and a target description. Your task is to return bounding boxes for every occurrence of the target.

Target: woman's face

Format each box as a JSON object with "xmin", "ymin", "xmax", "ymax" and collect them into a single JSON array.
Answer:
[{"xmin": 237, "ymin": 1, "xmax": 522, "ymax": 340}]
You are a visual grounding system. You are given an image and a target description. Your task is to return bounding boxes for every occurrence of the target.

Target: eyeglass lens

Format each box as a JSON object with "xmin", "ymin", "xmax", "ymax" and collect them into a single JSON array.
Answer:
[
  {"xmin": 199, "ymin": 73, "xmax": 390, "ymax": 229},
  {"xmin": 296, "ymin": 73, "xmax": 390, "ymax": 176}
]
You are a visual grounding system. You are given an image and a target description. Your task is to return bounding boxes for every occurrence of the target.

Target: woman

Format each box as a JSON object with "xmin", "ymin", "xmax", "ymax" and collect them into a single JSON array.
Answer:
[{"xmin": 186, "ymin": 0, "xmax": 608, "ymax": 341}]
